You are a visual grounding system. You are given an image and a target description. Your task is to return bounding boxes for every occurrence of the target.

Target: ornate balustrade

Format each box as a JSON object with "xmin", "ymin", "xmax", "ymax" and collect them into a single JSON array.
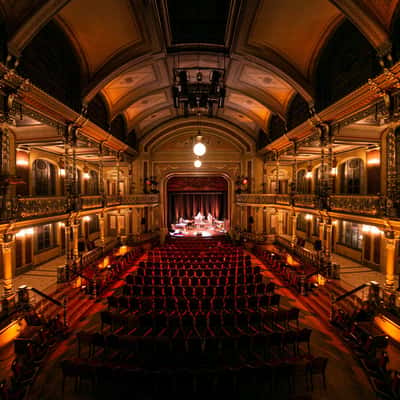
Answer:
[
  {"xmin": 276, "ymin": 194, "xmax": 290, "ymax": 205},
  {"xmin": 293, "ymin": 194, "xmax": 318, "ymax": 208},
  {"xmin": 123, "ymin": 194, "xmax": 159, "ymax": 205},
  {"xmin": 236, "ymin": 194, "xmax": 276, "ymax": 204},
  {"xmin": 0, "ymin": 194, "xmax": 160, "ymax": 221},
  {"xmin": 17, "ymin": 196, "xmax": 67, "ymax": 218},
  {"xmin": 330, "ymin": 195, "xmax": 381, "ymax": 216},
  {"xmin": 81, "ymin": 195, "xmax": 103, "ymax": 209}
]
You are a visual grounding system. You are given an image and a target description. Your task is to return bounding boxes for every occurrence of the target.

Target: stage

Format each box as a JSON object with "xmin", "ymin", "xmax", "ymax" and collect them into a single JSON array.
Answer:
[{"xmin": 169, "ymin": 224, "xmax": 227, "ymax": 238}]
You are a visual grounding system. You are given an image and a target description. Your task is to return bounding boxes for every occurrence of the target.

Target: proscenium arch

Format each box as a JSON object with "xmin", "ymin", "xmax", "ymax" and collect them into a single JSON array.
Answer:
[
  {"xmin": 141, "ymin": 118, "xmax": 255, "ymax": 153},
  {"xmin": 160, "ymin": 172, "xmax": 234, "ymax": 233}
]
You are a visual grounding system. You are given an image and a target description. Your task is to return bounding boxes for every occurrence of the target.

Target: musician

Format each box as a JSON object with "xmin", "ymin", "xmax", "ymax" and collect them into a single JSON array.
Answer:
[
  {"xmin": 195, "ymin": 211, "xmax": 203, "ymax": 221},
  {"xmin": 207, "ymin": 212, "xmax": 213, "ymax": 224},
  {"xmin": 178, "ymin": 216, "xmax": 184, "ymax": 223}
]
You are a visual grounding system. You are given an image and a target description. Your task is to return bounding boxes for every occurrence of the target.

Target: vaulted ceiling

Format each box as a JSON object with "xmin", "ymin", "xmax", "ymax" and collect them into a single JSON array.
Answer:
[{"xmin": 1, "ymin": 0, "xmax": 399, "ymax": 150}]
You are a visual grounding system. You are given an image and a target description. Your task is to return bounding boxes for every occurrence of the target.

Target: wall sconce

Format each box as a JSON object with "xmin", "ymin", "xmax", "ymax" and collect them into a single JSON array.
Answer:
[
  {"xmin": 305, "ymin": 214, "xmax": 313, "ymax": 220},
  {"xmin": 58, "ymin": 158, "xmax": 66, "ymax": 177},
  {"xmin": 16, "ymin": 151, "xmax": 29, "ymax": 167},
  {"xmin": 83, "ymin": 216, "xmax": 91, "ymax": 222},
  {"xmin": 305, "ymin": 162, "xmax": 312, "ymax": 179},
  {"xmin": 83, "ymin": 163, "xmax": 90, "ymax": 180},
  {"xmin": 331, "ymin": 156, "xmax": 337, "ymax": 176},
  {"xmin": 367, "ymin": 149, "xmax": 380, "ymax": 166},
  {"xmin": 235, "ymin": 176, "xmax": 249, "ymax": 194},
  {"xmin": 16, "ymin": 228, "xmax": 34, "ymax": 238},
  {"xmin": 362, "ymin": 224, "xmax": 382, "ymax": 234},
  {"xmin": 144, "ymin": 176, "xmax": 159, "ymax": 193}
]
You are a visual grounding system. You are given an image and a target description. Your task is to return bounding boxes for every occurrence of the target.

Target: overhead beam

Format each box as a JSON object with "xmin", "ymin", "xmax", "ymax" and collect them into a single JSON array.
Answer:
[
  {"xmin": 8, "ymin": 0, "xmax": 71, "ymax": 57},
  {"xmin": 329, "ymin": 0, "xmax": 391, "ymax": 56}
]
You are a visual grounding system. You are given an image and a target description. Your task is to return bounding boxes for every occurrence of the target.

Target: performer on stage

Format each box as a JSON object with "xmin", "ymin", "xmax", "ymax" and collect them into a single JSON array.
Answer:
[
  {"xmin": 195, "ymin": 211, "xmax": 203, "ymax": 221},
  {"xmin": 207, "ymin": 212, "xmax": 213, "ymax": 224},
  {"xmin": 178, "ymin": 216, "xmax": 184, "ymax": 223}
]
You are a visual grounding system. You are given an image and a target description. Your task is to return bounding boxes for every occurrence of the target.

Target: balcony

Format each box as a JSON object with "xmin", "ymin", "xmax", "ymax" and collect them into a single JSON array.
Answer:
[
  {"xmin": 293, "ymin": 194, "xmax": 318, "ymax": 208},
  {"xmin": 80, "ymin": 195, "xmax": 103, "ymax": 209},
  {"xmin": 236, "ymin": 194, "xmax": 276, "ymax": 205},
  {"xmin": 330, "ymin": 195, "xmax": 381, "ymax": 216},
  {"xmin": 123, "ymin": 194, "xmax": 159, "ymax": 205},
  {"xmin": 105, "ymin": 194, "xmax": 159, "ymax": 207},
  {"xmin": 17, "ymin": 196, "xmax": 67, "ymax": 218}
]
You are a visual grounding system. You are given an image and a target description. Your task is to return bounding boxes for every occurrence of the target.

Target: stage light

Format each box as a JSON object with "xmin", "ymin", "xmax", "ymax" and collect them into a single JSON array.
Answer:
[
  {"xmin": 194, "ymin": 159, "xmax": 202, "ymax": 168},
  {"xmin": 242, "ymin": 178, "xmax": 248, "ymax": 185}
]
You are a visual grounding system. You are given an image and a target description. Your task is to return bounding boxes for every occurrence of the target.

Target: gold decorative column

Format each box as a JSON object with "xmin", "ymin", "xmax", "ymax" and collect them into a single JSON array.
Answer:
[
  {"xmin": 319, "ymin": 220, "xmax": 325, "ymax": 252},
  {"xmin": 384, "ymin": 236, "xmax": 397, "ymax": 290},
  {"xmin": 291, "ymin": 212, "xmax": 297, "ymax": 247},
  {"xmin": 98, "ymin": 213, "xmax": 105, "ymax": 248},
  {"xmin": 1, "ymin": 234, "xmax": 15, "ymax": 300},
  {"xmin": 72, "ymin": 220, "xmax": 80, "ymax": 263},
  {"xmin": 325, "ymin": 223, "xmax": 333, "ymax": 260}
]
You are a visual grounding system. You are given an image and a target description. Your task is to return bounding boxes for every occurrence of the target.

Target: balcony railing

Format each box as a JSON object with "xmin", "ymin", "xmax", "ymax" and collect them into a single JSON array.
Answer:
[
  {"xmin": 293, "ymin": 194, "xmax": 318, "ymax": 208},
  {"xmin": 81, "ymin": 195, "xmax": 103, "ymax": 209},
  {"xmin": 236, "ymin": 194, "xmax": 276, "ymax": 204},
  {"xmin": 106, "ymin": 194, "xmax": 159, "ymax": 207},
  {"xmin": 276, "ymin": 194, "xmax": 290, "ymax": 205},
  {"xmin": 236, "ymin": 193, "xmax": 384, "ymax": 217},
  {"xmin": 0, "ymin": 194, "xmax": 161, "ymax": 221},
  {"xmin": 330, "ymin": 195, "xmax": 381, "ymax": 216},
  {"xmin": 18, "ymin": 196, "xmax": 67, "ymax": 218}
]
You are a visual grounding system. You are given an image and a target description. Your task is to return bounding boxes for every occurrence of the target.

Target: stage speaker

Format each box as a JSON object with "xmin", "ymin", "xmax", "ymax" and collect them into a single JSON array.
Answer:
[
  {"xmin": 314, "ymin": 239, "xmax": 322, "ymax": 251},
  {"xmin": 248, "ymin": 216, "xmax": 254, "ymax": 224}
]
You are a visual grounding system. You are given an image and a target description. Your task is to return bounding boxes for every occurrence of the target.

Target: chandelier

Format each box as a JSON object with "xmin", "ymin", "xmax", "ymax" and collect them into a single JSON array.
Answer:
[{"xmin": 172, "ymin": 67, "xmax": 225, "ymax": 117}]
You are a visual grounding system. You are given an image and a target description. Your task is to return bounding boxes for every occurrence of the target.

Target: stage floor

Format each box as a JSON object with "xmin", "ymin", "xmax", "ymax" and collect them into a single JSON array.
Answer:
[{"xmin": 169, "ymin": 225, "xmax": 226, "ymax": 238}]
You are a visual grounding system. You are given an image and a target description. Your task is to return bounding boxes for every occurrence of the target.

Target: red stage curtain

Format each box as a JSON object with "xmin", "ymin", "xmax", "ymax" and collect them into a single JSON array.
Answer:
[{"xmin": 168, "ymin": 192, "xmax": 226, "ymax": 224}]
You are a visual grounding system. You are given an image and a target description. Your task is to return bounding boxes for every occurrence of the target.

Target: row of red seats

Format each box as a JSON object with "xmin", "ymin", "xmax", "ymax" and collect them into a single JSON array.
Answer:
[
  {"xmin": 108, "ymin": 293, "xmax": 281, "ymax": 314},
  {"xmin": 122, "ymin": 281, "xmax": 273, "ymax": 297}
]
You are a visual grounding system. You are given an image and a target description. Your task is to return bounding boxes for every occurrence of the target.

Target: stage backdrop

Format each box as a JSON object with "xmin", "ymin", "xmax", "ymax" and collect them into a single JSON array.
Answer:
[{"xmin": 167, "ymin": 176, "xmax": 228, "ymax": 226}]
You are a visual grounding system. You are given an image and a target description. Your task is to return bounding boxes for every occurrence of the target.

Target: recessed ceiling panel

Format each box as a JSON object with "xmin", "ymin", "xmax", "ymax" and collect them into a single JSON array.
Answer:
[
  {"xmin": 125, "ymin": 92, "xmax": 168, "ymax": 122},
  {"xmin": 239, "ymin": 65, "xmax": 294, "ymax": 106},
  {"xmin": 168, "ymin": 0, "xmax": 230, "ymax": 44},
  {"xmin": 59, "ymin": 0, "xmax": 141, "ymax": 74},
  {"xmin": 249, "ymin": 0, "xmax": 341, "ymax": 77},
  {"xmin": 103, "ymin": 65, "xmax": 156, "ymax": 107}
]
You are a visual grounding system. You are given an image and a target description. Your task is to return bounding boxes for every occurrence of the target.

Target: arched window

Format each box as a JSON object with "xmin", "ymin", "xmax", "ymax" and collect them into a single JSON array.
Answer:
[
  {"xmin": 339, "ymin": 158, "xmax": 363, "ymax": 194},
  {"xmin": 87, "ymin": 170, "xmax": 99, "ymax": 195},
  {"xmin": 297, "ymin": 170, "xmax": 308, "ymax": 194},
  {"xmin": 33, "ymin": 159, "xmax": 56, "ymax": 195}
]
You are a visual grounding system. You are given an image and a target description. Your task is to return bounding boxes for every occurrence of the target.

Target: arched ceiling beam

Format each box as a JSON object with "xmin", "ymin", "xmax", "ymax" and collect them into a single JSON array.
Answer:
[
  {"xmin": 329, "ymin": 0, "xmax": 392, "ymax": 56},
  {"xmin": 230, "ymin": 2, "xmax": 314, "ymax": 102},
  {"xmin": 144, "ymin": 124, "xmax": 250, "ymax": 155},
  {"xmin": 226, "ymin": 85, "xmax": 285, "ymax": 120},
  {"xmin": 82, "ymin": 0, "xmax": 165, "ymax": 103},
  {"xmin": 150, "ymin": 129, "xmax": 244, "ymax": 154},
  {"xmin": 7, "ymin": 0, "xmax": 71, "ymax": 57},
  {"xmin": 109, "ymin": 78, "xmax": 170, "ymax": 120},
  {"xmin": 141, "ymin": 117, "xmax": 255, "ymax": 153},
  {"xmin": 222, "ymin": 102, "xmax": 266, "ymax": 131}
]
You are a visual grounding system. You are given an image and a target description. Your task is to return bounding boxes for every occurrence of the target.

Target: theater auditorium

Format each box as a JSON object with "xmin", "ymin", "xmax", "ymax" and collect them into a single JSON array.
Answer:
[{"xmin": 0, "ymin": 0, "xmax": 400, "ymax": 399}]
